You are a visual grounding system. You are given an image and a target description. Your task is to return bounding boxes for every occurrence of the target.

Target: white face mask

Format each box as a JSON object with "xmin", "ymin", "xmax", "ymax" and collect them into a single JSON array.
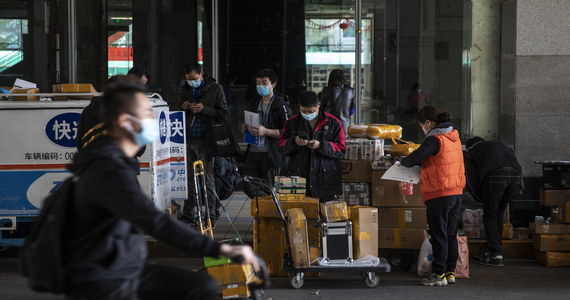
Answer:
[{"xmin": 126, "ymin": 116, "xmax": 159, "ymax": 146}]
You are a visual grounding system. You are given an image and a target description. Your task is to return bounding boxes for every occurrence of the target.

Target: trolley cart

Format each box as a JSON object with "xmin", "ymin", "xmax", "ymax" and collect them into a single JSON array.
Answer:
[
  {"xmin": 193, "ymin": 160, "xmax": 213, "ymax": 237},
  {"xmin": 243, "ymin": 176, "xmax": 391, "ymax": 289}
]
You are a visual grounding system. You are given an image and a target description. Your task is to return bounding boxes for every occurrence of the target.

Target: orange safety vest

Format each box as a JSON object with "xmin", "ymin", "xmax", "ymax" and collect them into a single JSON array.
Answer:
[{"xmin": 420, "ymin": 129, "xmax": 466, "ymax": 201}]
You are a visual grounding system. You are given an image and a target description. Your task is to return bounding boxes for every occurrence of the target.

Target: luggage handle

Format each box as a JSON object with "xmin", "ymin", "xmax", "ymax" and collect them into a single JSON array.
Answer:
[{"xmin": 0, "ymin": 217, "xmax": 16, "ymax": 231}]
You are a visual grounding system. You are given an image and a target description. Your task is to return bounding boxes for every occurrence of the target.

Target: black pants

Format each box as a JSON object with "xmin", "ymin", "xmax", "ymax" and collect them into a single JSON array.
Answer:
[
  {"xmin": 243, "ymin": 151, "xmax": 277, "ymax": 198},
  {"xmin": 184, "ymin": 142, "xmax": 217, "ymax": 220},
  {"xmin": 66, "ymin": 264, "xmax": 219, "ymax": 300},
  {"xmin": 482, "ymin": 167, "xmax": 522, "ymax": 256},
  {"xmin": 425, "ymin": 195, "xmax": 462, "ymax": 275}
]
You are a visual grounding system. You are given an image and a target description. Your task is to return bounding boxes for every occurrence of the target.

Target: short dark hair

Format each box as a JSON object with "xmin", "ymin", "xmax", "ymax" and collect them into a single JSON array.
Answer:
[
  {"xmin": 466, "ymin": 136, "xmax": 485, "ymax": 149},
  {"xmin": 298, "ymin": 91, "xmax": 319, "ymax": 107},
  {"xmin": 417, "ymin": 105, "xmax": 452, "ymax": 124},
  {"xmin": 127, "ymin": 66, "xmax": 151, "ymax": 81},
  {"xmin": 184, "ymin": 62, "xmax": 202, "ymax": 74},
  {"xmin": 255, "ymin": 69, "xmax": 277, "ymax": 84},
  {"xmin": 105, "ymin": 74, "xmax": 129, "ymax": 86},
  {"xmin": 101, "ymin": 81, "xmax": 148, "ymax": 129}
]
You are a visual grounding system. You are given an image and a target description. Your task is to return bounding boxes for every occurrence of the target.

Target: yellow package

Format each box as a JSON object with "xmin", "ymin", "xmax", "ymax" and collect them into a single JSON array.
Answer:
[
  {"xmin": 387, "ymin": 138, "xmax": 420, "ymax": 157},
  {"xmin": 366, "ymin": 124, "xmax": 403, "ymax": 140},
  {"xmin": 320, "ymin": 201, "xmax": 349, "ymax": 223}
]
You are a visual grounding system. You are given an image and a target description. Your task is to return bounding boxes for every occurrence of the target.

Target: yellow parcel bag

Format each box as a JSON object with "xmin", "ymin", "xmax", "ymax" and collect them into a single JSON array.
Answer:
[{"xmin": 387, "ymin": 138, "xmax": 420, "ymax": 157}]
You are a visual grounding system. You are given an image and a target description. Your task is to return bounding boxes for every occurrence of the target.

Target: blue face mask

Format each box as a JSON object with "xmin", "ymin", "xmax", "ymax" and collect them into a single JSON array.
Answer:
[
  {"xmin": 302, "ymin": 111, "xmax": 318, "ymax": 121},
  {"xmin": 256, "ymin": 85, "xmax": 272, "ymax": 97},
  {"xmin": 127, "ymin": 116, "xmax": 160, "ymax": 146},
  {"xmin": 187, "ymin": 79, "xmax": 202, "ymax": 89}
]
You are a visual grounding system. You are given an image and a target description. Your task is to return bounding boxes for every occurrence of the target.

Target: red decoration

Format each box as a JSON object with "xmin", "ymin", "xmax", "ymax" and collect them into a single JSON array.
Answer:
[{"xmin": 339, "ymin": 22, "xmax": 349, "ymax": 30}]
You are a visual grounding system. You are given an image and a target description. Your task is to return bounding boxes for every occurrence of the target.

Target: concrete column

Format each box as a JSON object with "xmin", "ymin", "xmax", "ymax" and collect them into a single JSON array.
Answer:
[
  {"xmin": 470, "ymin": 0, "xmax": 501, "ymax": 139},
  {"xmin": 501, "ymin": 0, "xmax": 570, "ymax": 176}
]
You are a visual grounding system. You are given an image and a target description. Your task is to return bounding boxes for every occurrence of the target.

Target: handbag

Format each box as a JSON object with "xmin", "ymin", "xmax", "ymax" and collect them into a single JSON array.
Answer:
[
  {"xmin": 206, "ymin": 118, "xmax": 242, "ymax": 157},
  {"xmin": 387, "ymin": 137, "xmax": 420, "ymax": 157}
]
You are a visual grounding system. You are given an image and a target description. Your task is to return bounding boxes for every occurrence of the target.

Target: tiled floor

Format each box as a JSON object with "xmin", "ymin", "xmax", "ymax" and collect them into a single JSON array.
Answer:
[{"xmin": 214, "ymin": 191, "xmax": 255, "ymax": 242}]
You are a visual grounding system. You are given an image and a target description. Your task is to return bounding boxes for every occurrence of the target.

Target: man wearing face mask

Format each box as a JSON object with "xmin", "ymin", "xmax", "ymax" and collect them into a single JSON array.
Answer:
[
  {"xmin": 179, "ymin": 62, "xmax": 228, "ymax": 226},
  {"xmin": 278, "ymin": 91, "xmax": 346, "ymax": 202},
  {"xmin": 241, "ymin": 69, "xmax": 291, "ymax": 197},
  {"xmin": 64, "ymin": 82, "xmax": 258, "ymax": 299}
]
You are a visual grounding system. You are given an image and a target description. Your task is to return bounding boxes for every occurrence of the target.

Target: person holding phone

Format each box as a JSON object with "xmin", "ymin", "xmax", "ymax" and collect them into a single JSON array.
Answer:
[{"xmin": 278, "ymin": 91, "xmax": 346, "ymax": 202}]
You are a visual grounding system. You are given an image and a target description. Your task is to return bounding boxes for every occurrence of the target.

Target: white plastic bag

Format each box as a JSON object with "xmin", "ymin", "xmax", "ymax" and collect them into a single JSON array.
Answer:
[{"xmin": 417, "ymin": 237, "xmax": 433, "ymax": 276}]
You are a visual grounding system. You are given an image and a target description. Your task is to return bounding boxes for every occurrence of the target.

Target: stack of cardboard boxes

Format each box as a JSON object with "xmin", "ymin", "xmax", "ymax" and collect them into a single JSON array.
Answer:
[
  {"xmin": 371, "ymin": 169, "xmax": 427, "ymax": 249},
  {"xmin": 251, "ymin": 193, "xmax": 321, "ymax": 276},
  {"xmin": 534, "ymin": 189, "xmax": 570, "ymax": 267},
  {"xmin": 339, "ymin": 138, "xmax": 384, "ymax": 206},
  {"xmin": 208, "ymin": 263, "xmax": 255, "ymax": 299}
]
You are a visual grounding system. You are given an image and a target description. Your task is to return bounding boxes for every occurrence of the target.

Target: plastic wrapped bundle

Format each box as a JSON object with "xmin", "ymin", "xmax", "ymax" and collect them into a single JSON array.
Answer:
[
  {"xmin": 366, "ymin": 124, "xmax": 403, "ymax": 140},
  {"xmin": 347, "ymin": 125, "xmax": 369, "ymax": 138}
]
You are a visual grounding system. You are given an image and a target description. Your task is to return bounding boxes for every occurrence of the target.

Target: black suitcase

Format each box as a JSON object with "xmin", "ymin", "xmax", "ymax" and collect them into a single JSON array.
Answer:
[{"xmin": 321, "ymin": 221, "xmax": 353, "ymax": 264}]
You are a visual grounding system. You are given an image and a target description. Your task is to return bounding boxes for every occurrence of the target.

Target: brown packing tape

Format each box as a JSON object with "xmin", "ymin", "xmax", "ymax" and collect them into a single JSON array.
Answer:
[
  {"xmin": 360, "ymin": 232, "xmax": 371, "ymax": 240},
  {"xmin": 393, "ymin": 228, "xmax": 401, "ymax": 248},
  {"xmin": 398, "ymin": 209, "xmax": 406, "ymax": 228}
]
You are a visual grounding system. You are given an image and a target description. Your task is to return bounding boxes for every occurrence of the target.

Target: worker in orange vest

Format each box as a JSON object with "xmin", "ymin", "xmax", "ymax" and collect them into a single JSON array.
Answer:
[{"xmin": 401, "ymin": 105, "xmax": 466, "ymax": 287}]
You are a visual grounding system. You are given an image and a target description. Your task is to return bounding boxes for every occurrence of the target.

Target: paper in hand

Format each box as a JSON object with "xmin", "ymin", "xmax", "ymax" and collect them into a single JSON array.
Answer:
[{"xmin": 381, "ymin": 161, "xmax": 421, "ymax": 184}]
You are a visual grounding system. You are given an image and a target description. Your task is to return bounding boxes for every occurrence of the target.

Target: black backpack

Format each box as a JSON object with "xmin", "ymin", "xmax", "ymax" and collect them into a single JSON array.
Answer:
[
  {"xmin": 20, "ymin": 175, "xmax": 77, "ymax": 294},
  {"xmin": 214, "ymin": 157, "xmax": 241, "ymax": 201}
]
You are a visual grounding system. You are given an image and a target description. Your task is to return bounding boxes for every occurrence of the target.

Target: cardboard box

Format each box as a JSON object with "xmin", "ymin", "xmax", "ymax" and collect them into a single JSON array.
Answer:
[
  {"xmin": 341, "ymin": 160, "xmax": 372, "ymax": 183},
  {"xmin": 378, "ymin": 228, "xmax": 426, "ymax": 249},
  {"xmin": 537, "ymin": 251, "xmax": 570, "ymax": 267},
  {"xmin": 251, "ymin": 195, "xmax": 319, "ymax": 219},
  {"xmin": 52, "ymin": 83, "xmax": 97, "ymax": 100},
  {"xmin": 275, "ymin": 176, "xmax": 306, "ymax": 187},
  {"xmin": 12, "ymin": 88, "xmax": 40, "ymax": 101},
  {"xmin": 371, "ymin": 171, "xmax": 423, "ymax": 207},
  {"xmin": 377, "ymin": 207, "xmax": 426, "ymax": 229},
  {"xmin": 344, "ymin": 139, "xmax": 362, "ymax": 160},
  {"xmin": 540, "ymin": 189, "xmax": 570, "ymax": 206},
  {"xmin": 207, "ymin": 264, "xmax": 254, "ymax": 286},
  {"xmin": 503, "ymin": 223, "xmax": 513, "ymax": 239},
  {"xmin": 276, "ymin": 188, "xmax": 307, "ymax": 194},
  {"xmin": 513, "ymin": 227, "xmax": 531, "ymax": 240},
  {"xmin": 310, "ymin": 246, "xmax": 320, "ymax": 263},
  {"xmin": 253, "ymin": 218, "xmax": 320, "ymax": 277},
  {"xmin": 551, "ymin": 201, "xmax": 570, "ymax": 223},
  {"xmin": 337, "ymin": 183, "xmax": 371, "ymax": 206},
  {"xmin": 320, "ymin": 201, "xmax": 349, "ymax": 222},
  {"xmin": 221, "ymin": 283, "xmax": 250, "ymax": 299},
  {"xmin": 531, "ymin": 223, "xmax": 570, "ymax": 234},
  {"xmin": 350, "ymin": 207, "xmax": 379, "ymax": 258},
  {"xmin": 534, "ymin": 234, "xmax": 570, "ymax": 252},
  {"xmin": 286, "ymin": 208, "xmax": 310, "ymax": 268}
]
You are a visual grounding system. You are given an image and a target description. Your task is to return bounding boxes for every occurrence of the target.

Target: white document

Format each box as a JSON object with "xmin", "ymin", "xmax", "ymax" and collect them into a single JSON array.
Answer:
[
  {"xmin": 381, "ymin": 161, "xmax": 421, "ymax": 184},
  {"xmin": 13, "ymin": 78, "xmax": 37, "ymax": 89},
  {"xmin": 244, "ymin": 111, "xmax": 261, "ymax": 129}
]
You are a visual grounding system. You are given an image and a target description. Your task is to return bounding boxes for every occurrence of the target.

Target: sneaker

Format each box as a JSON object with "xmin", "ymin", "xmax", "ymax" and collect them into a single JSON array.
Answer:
[
  {"xmin": 420, "ymin": 273, "xmax": 448, "ymax": 286},
  {"xmin": 445, "ymin": 272, "xmax": 456, "ymax": 284},
  {"xmin": 473, "ymin": 250, "xmax": 488, "ymax": 261},
  {"xmin": 480, "ymin": 254, "xmax": 504, "ymax": 267}
]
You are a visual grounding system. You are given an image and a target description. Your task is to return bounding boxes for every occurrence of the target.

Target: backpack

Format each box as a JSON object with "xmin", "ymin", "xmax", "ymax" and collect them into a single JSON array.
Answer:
[
  {"xmin": 20, "ymin": 175, "xmax": 77, "ymax": 294},
  {"xmin": 214, "ymin": 157, "xmax": 241, "ymax": 201}
]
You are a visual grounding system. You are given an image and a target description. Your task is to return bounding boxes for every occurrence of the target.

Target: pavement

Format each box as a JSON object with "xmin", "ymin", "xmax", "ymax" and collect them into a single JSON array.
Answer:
[{"xmin": 1, "ymin": 258, "xmax": 569, "ymax": 299}]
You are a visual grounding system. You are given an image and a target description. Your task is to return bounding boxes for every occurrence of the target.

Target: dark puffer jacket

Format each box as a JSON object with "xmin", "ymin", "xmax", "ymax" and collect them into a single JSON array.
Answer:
[
  {"xmin": 64, "ymin": 137, "xmax": 220, "ymax": 285},
  {"xmin": 278, "ymin": 111, "xmax": 346, "ymax": 198}
]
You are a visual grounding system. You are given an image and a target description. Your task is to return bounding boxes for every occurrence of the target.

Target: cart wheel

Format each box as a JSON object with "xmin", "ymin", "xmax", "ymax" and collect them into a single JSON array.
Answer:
[
  {"xmin": 363, "ymin": 272, "xmax": 380, "ymax": 288},
  {"xmin": 289, "ymin": 272, "xmax": 304, "ymax": 289}
]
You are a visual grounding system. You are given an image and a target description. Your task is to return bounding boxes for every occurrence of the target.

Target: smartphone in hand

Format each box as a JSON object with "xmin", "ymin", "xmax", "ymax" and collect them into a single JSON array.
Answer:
[{"xmin": 299, "ymin": 134, "xmax": 309, "ymax": 141}]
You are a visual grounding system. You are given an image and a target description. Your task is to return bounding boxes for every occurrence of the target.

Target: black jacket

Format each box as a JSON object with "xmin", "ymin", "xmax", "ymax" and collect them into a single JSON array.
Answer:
[
  {"xmin": 464, "ymin": 140, "xmax": 522, "ymax": 181},
  {"xmin": 64, "ymin": 137, "xmax": 220, "ymax": 284},
  {"xmin": 245, "ymin": 94, "xmax": 291, "ymax": 168},
  {"xmin": 278, "ymin": 111, "xmax": 346, "ymax": 198},
  {"xmin": 76, "ymin": 96, "xmax": 104, "ymax": 149},
  {"xmin": 318, "ymin": 85, "xmax": 355, "ymax": 132},
  {"xmin": 179, "ymin": 77, "xmax": 228, "ymax": 130}
]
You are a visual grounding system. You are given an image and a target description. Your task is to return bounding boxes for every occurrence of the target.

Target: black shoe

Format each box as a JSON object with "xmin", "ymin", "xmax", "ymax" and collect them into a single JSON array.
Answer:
[
  {"xmin": 473, "ymin": 250, "xmax": 488, "ymax": 261},
  {"xmin": 209, "ymin": 218, "xmax": 217, "ymax": 229},
  {"xmin": 480, "ymin": 254, "xmax": 504, "ymax": 267}
]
